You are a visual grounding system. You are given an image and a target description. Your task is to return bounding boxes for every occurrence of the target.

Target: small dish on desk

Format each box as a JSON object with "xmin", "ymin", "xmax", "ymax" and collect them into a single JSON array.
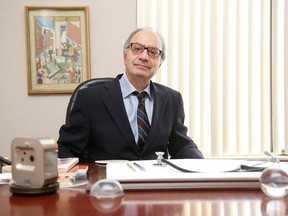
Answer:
[{"xmin": 90, "ymin": 179, "xmax": 124, "ymax": 199}]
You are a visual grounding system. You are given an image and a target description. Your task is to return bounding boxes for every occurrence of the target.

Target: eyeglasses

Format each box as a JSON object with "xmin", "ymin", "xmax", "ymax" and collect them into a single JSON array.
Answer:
[{"xmin": 129, "ymin": 43, "xmax": 162, "ymax": 59}]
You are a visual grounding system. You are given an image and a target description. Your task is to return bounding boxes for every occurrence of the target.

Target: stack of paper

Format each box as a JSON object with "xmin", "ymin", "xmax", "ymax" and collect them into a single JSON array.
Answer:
[
  {"xmin": 105, "ymin": 159, "xmax": 282, "ymax": 190},
  {"xmin": 57, "ymin": 158, "xmax": 79, "ymax": 173},
  {"xmin": 57, "ymin": 158, "xmax": 90, "ymax": 188},
  {"xmin": 57, "ymin": 164, "xmax": 88, "ymax": 188},
  {"xmin": 0, "ymin": 158, "xmax": 82, "ymax": 186}
]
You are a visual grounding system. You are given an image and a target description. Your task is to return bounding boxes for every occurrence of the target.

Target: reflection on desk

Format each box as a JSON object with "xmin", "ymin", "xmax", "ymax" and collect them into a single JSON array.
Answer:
[{"xmin": 1, "ymin": 184, "xmax": 287, "ymax": 216}]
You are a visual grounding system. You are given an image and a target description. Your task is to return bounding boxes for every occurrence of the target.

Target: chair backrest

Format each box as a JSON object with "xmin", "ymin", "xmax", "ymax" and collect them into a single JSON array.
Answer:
[{"xmin": 65, "ymin": 77, "xmax": 114, "ymax": 124}]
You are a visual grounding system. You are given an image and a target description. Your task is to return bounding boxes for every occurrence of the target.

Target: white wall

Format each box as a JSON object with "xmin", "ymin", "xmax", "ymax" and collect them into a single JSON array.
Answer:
[{"xmin": 0, "ymin": 0, "xmax": 136, "ymax": 156}]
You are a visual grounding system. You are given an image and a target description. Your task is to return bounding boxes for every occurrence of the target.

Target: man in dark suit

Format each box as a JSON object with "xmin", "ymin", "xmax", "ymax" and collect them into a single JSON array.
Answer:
[{"xmin": 57, "ymin": 28, "xmax": 204, "ymax": 162}]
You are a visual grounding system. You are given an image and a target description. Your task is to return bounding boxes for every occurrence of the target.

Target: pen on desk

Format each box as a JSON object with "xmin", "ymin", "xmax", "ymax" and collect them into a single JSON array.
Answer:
[
  {"xmin": 126, "ymin": 163, "xmax": 136, "ymax": 172},
  {"xmin": 133, "ymin": 162, "xmax": 146, "ymax": 171}
]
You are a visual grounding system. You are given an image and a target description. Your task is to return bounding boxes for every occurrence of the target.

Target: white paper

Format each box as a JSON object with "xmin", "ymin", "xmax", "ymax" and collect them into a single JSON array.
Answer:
[
  {"xmin": 106, "ymin": 159, "xmax": 281, "ymax": 183},
  {"xmin": 0, "ymin": 173, "xmax": 12, "ymax": 185}
]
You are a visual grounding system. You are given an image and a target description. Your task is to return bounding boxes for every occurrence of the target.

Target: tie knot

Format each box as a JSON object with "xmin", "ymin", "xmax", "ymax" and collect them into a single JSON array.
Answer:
[{"xmin": 133, "ymin": 91, "xmax": 148, "ymax": 102}]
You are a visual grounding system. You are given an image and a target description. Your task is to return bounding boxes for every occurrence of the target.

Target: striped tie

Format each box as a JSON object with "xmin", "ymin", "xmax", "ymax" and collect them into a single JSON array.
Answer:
[{"xmin": 133, "ymin": 91, "xmax": 150, "ymax": 152}]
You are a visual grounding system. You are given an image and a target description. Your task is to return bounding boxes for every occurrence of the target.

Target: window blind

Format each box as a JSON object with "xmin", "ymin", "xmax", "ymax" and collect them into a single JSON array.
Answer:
[{"xmin": 137, "ymin": 0, "xmax": 287, "ymax": 157}]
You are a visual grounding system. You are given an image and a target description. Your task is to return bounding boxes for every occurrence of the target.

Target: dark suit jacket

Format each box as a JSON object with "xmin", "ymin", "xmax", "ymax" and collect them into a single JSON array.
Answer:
[{"xmin": 57, "ymin": 74, "xmax": 204, "ymax": 162}]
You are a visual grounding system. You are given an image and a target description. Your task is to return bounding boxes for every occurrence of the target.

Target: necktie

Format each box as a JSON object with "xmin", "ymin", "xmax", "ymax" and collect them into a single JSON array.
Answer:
[{"xmin": 133, "ymin": 91, "xmax": 150, "ymax": 151}]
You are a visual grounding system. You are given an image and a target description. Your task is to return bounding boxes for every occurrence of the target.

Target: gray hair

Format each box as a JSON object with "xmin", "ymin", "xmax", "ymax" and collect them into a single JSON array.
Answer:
[{"xmin": 123, "ymin": 28, "xmax": 166, "ymax": 62}]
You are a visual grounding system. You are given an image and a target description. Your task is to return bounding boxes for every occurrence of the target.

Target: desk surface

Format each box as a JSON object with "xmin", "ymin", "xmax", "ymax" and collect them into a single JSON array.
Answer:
[{"xmin": 0, "ymin": 184, "xmax": 286, "ymax": 216}]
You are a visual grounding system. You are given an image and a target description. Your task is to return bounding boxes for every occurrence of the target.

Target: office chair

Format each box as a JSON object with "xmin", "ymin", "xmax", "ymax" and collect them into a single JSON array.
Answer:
[
  {"xmin": 64, "ymin": 77, "xmax": 114, "ymax": 162},
  {"xmin": 65, "ymin": 77, "xmax": 114, "ymax": 124}
]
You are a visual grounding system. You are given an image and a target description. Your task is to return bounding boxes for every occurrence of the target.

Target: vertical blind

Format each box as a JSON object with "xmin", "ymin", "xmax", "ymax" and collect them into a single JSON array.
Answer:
[{"xmin": 137, "ymin": 0, "xmax": 288, "ymax": 157}]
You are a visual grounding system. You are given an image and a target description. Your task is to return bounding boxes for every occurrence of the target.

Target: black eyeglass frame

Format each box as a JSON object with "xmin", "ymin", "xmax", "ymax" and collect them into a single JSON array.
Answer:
[{"xmin": 129, "ymin": 43, "xmax": 162, "ymax": 59}]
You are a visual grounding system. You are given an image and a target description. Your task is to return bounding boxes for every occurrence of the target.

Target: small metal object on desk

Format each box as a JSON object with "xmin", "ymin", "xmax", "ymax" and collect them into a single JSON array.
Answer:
[
  {"xmin": 264, "ymin": 151, "xmax": 281, "ymax": 164},
  {"xmin": 154, "ymin": 152, "xmax": 166, "ymax": 166}
]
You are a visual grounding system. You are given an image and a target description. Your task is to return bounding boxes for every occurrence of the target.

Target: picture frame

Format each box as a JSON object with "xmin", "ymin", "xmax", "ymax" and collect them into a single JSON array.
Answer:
[{"xmin": 25, "ymin": 6, "xmax": 91, "ymax": 94}]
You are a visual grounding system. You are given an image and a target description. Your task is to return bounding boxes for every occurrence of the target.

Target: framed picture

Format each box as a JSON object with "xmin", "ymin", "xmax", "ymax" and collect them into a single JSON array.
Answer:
[{"xmin": 25, "ymin": 6, "xmax": 91, "ymax": 94}]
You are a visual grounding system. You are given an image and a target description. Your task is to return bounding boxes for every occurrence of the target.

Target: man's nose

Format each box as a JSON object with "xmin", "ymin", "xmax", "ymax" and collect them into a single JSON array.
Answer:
[{"xmin": 139, "ymin": 49, "xmax": 149, "ymax": 60}]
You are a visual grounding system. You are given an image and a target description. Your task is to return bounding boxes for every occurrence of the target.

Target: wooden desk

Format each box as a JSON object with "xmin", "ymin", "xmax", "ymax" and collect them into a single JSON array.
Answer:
[{"xmin": 0, "ymin": 184, "xmax": 286, "ymax": 216}]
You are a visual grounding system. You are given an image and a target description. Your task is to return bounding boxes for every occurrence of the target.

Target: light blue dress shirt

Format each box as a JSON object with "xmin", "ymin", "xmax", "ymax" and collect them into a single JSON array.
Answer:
[{"xmin": 119, "ymin": 73, "xmax": 154, "ymax": 143}]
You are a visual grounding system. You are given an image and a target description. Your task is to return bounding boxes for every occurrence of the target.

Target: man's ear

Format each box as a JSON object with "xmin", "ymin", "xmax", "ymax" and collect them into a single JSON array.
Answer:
[{"xmin": 123, "ymin": 52, "xmax": 127, "ymax": 64}]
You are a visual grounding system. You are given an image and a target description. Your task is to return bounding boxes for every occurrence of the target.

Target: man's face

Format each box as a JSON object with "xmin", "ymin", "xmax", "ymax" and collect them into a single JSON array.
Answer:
[{"xmin": 124, "ymin": 30, "xmax": 162, "ymax": 81}]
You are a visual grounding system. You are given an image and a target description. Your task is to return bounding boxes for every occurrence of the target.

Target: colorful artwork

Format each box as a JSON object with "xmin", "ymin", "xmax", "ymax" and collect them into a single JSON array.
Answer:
[{"xmin": 26, "ymin": 7, "xmax": 90, "ymax": 94}]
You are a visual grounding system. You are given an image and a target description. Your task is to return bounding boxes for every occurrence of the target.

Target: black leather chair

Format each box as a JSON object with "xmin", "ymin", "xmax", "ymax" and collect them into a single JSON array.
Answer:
[
  {"xmin": 65, "ymin": 77, "xmax": 114, "ymax": 124},
  {"xmin": 64, "ymin": 77, "xmax": 114, "ymax": 162}
]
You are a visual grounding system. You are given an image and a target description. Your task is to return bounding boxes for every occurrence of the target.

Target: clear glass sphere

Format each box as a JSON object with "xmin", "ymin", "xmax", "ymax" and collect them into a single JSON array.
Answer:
[{"xmin": 260, "ymin": 167, "xmax": 288, "ymax": 198}]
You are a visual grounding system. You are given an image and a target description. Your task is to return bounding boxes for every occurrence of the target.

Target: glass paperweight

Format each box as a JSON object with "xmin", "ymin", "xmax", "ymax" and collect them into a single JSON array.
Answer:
[
  {"xmin": 261, "ymin": 197, "xmax": 288, "ymax": 215},
  {"xmin": 90, "ymin": 179, "xmax": 124, "ymax": 199},
  {"xmin": 260, "ymin": 167, "xmax": 288, "ymax": 198}
]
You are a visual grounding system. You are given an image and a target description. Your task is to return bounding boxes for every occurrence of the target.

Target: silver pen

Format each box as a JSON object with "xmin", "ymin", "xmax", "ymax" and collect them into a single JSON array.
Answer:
[
  {"xmin": 133, "ymin": 162, "xmax": 146, "ymax": 171},
  {"xmin": 264, "ymin": 151, "xmax": 281, "ymax": 164}
]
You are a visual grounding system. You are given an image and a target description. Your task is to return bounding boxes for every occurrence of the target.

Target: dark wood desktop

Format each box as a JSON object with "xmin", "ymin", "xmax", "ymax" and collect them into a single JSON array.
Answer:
[
  {"xmin": 1, "ymin": 163, "xmax": 287, "ymax": 216},
  {"xmin": 1, "ymin": 184, "xmax": 287, "ymax": 215}
]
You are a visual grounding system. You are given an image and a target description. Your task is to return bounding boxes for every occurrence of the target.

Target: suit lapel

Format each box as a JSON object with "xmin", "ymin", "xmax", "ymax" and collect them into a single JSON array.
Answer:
[
  {"xmin": 99, "ymin": 77, "xmax": 168, "ymax": 154},
  {"xmin": 142, "ymin": 83, "xmax": 168, "ymax": 152},
  {"xmin": 100, "ymin": 79, "xmax": 139, "ymax": 153}
]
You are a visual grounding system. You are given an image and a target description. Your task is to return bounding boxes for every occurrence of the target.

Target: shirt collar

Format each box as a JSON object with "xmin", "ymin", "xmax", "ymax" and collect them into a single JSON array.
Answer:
[{"xmin": 119, "ymin": 73, "xmax": 151, "ymax": 99}]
